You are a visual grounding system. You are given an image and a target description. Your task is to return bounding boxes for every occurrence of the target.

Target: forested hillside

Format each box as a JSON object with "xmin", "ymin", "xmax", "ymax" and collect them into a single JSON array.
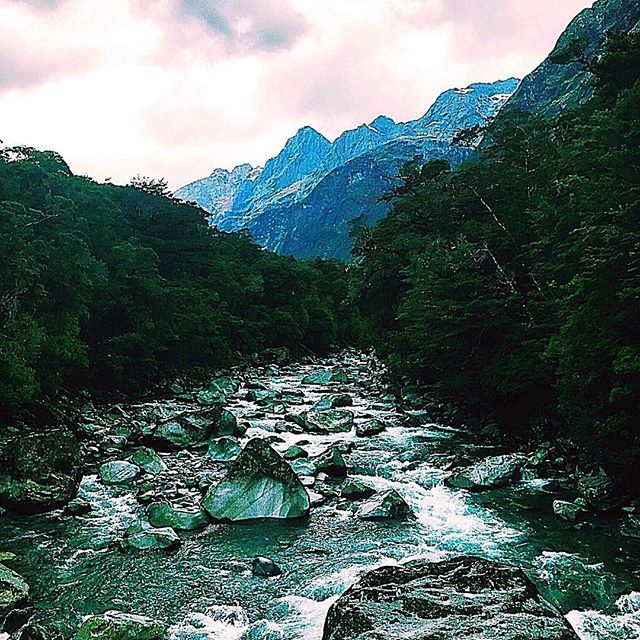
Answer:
[
  {"xmin": 352, "ymin": 32, "xmax": 640, "ymax": 479},
  {"xmin": 0, "ymin": 152, "xmax": 360, "ymax": 422}
]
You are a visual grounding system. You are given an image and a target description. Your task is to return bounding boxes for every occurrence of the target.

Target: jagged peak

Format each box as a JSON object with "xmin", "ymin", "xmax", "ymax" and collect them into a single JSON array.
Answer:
[
  {"xmin": 289, "ymin": 125, "xmax": 330, "ymax": 145},
  {"xmin": 370, "ymin": 115, "xmax": 396, "ymax": 128}
]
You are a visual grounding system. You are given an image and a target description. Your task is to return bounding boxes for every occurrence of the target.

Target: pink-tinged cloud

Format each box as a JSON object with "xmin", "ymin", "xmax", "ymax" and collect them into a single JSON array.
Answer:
[{"xmin": 0, "ymin": 0, "xmax": 594, "ymax": 188}]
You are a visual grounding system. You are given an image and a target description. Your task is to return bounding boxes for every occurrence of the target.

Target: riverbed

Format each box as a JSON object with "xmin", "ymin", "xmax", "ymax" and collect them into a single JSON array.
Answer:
[{"xmin": 1, "ymin": 354, "xmax": 639, "ymax": 639}]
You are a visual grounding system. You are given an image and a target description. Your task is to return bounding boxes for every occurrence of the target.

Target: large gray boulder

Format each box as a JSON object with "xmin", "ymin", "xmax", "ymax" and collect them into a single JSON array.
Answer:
[
  {"xmin": 303, "ymin": 410, "xmax": 354, "ymax": 434},
  {"xmin": 99, "ymin": 461, "xmax": 140, "ymax": 486},
  {"xmin": 75, "ymin": 611, "xmax": 166, "ymax": 640},
  {"xmin": 0, "ymin": 428, "xmax": 83, "ymax": 514},
  {"xmin": 202, "ymin": 439, "xmax": 310, "ymax": 522},
  {"xmin": 446, "ymin": 454, "xmax": 525, "ymax": 491},
  {"xmin": 322, "ymin": 556, "xmax": 578, "ymax": 640}
]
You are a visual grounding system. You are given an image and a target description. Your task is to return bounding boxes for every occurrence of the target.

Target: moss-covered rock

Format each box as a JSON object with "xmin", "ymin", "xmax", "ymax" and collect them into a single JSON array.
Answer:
[
  {"xmin": 0, "ymin": 428, "xmax": 82, "ymax": 514},
  {"xmin": 0, "ymin": 562, "xmax": 29, "ymax": 619}
]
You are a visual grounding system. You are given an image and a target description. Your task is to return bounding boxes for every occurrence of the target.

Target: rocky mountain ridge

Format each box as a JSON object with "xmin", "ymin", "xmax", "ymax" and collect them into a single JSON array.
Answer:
[{"xmin": 175, "ymin": 78, "xmax": 520, "ymax": 258}]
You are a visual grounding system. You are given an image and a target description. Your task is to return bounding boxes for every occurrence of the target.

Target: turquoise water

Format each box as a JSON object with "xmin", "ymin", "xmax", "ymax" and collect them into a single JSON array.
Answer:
[{"xmin": 1, "ymin": 356, "xmax": 639, "ymax": 639}]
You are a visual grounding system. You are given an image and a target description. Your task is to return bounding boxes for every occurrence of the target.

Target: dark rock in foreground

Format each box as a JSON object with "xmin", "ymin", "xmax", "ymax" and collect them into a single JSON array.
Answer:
[
  {"xmin": 0, "ymin": 428, "xmax": 83, "ymax": 514},
  {"xmin": 322, "ymin": 556, "xmax": 578, "ymax": 640},
  {"xmin": 202, "ymin": 439, "xmax": 310, "ymax": 521}
]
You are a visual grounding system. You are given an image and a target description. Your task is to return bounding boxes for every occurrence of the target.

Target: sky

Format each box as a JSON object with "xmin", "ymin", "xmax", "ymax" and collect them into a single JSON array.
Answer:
[{"xmin": 0, "ymin": 0, "xmax": 593, "ymax": 189}]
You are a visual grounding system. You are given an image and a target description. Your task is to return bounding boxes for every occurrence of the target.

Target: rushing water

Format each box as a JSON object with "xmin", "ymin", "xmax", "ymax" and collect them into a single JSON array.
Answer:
[{"xmin": 1, "ymin": 355, "xmax": 640, "ymax": 639}]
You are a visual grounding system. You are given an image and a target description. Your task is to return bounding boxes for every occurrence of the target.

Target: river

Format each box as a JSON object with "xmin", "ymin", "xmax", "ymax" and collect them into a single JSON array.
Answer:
[{"xmin": 1, "ymin": 354, "xmax": 639, "ymax": 639}]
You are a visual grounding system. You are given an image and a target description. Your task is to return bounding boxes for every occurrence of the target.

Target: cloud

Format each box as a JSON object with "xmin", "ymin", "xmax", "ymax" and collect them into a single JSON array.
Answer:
[
  {"xmin": 11, "ymin": 0, "xmax": 65, "ymax": 8},
  {"xmin": 0, "ymin": 0, "xmax": 594, "ymax": 188},
  {"xmin": 172, "ymin": 0, "xmax": 309, "ymax": 52}
]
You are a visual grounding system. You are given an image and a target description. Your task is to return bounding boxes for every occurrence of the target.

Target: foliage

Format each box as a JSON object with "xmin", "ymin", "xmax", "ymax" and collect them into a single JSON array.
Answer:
[
  {"xmin": 0, "ymin": 153, "xmax": 360, "ymax": 420},
  {"xmin": 352, "ymin": 32, "xmax": 640, "ymax": 469}
]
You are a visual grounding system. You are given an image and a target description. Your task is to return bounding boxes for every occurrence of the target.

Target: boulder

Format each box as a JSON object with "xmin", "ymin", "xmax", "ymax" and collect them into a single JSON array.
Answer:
[
  {"xmin": 202, "ymin": 439, "xmax": 310, "ymax": 522},
  {"xmin": 129, "ymin": 448, "xmax": 166, "ymax": 475},
  {"xmin": 0, "ymin": 563, "xmax": 29, "ymax": 619},
  {"xmin": 99, "ymin": 461, "xmax": 140, "ymax": 486},
  {"xmin": 122, "ymin": 522, "xmax": 180, "ymax": 551},
  {"xmin": 313, "ymin": 394, "xmax": 353, "ymax": 411},
  {"xmin": 217, "ymin": 410, "xmax": 239, "ymax": 436},
  {"xmin": 446, "ymin": 454, "xmax": 525, "ymax": 491},
  {"xmin": 355, "ymin": 419, "xmax": 386, "ymax": 437},
  {"xmin": 530, "ymin": 552, "xmax": 619, "ymax": 613},
  {"xmin": 303, "ymin": 410, "xmax": 354, "ymax": 434},
  {"xmin": 63, "ymin": 497, "xmax": 92, "ymax": 516},
  {"xmin": 245, "ymin": 389, "xmax": 272, "ymax": 403},
  {"xmin": 195, "ymin": 389, "xmax": 225, "ymax": 406},
  {"xmin": 146, "ymin": 502, "xmax": 208, "ymax": 531},
  {"xmin": 340, "ymin": 480, "xmax": 375, "ymax": 501},
  {"xmin": 576, "ymin": 467, "xmax": 613, "ymax": 507},
  {"xmin": 148, "ymin": 407, "xmax": 222, "ymax": 450},
  {"xmin": 314, "ymin": 448, "xmax": 347, "ymax": 478},
  {"xmin": 206, "ymin": 437, "xmax": 242, "ymax": 462},
  {"xmin": 322, "ymin": 556, "xmax": 578, "ymax": 640},
  {"xmin": 553, "ymin": 500, "xmax": 587, "ymax": 522},
  {"xmin": 282, "ymin": 445, "xmax": 308, "ymax": 461},
  {"xmin": 208, "ymin": 377, "xmax": 240, "ymax": 397},
  {"xmin": 356, "ymin": 490, "xmax": 412, "ymax": 520},
  {"xmin": 75, "ymin": 611, "xmax": 166, "ymax": 640},
  {"xmin": 0, "ymin": 428, "xmax": 82, "ymax": 514},
  {"xmin": 252, "ymin": 557, "xmax": 282, "ymax": 578},
  {"xmin": 302, "ymin": 369, "xmax": 348, "ymax": 385}
]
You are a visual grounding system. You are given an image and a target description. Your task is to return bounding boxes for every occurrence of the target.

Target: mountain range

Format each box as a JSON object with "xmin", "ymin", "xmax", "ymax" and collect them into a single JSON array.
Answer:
[
  {"xmin": 176, "ymin": 0, "xmax": 639, "ymax": 261},
  {"xmin": 175, "ymin": 79, "xmax": 519, "ymax": 259}
]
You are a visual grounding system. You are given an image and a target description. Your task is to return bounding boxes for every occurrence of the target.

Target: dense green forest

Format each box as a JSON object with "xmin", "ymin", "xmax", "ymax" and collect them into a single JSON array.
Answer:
[
  {"xmin": 1, "ymin": 31, "xmax": 638, "ymax": 486},
  {"xmin": 352, "ymin": 32, "xmax": 640, "ymax": 477},
  {"xmin": 0, "ymin": 153, "xmax": 361, "ymax": 422}
]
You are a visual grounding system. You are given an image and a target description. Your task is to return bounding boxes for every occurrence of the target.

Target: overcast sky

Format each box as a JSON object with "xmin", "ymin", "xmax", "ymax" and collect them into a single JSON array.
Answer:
[{"xmin": 0, "ymin": 0, "xmax": 592, "ymax": 188}]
